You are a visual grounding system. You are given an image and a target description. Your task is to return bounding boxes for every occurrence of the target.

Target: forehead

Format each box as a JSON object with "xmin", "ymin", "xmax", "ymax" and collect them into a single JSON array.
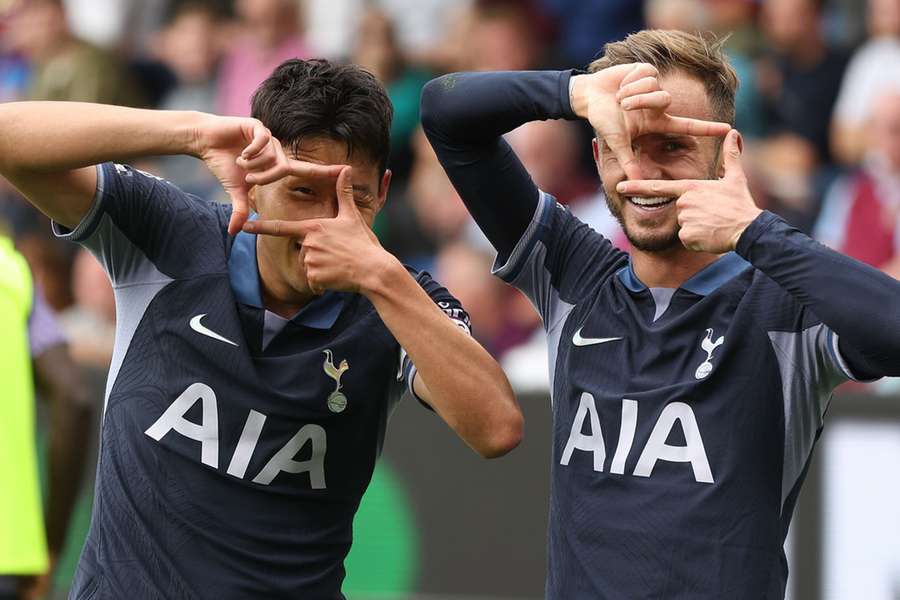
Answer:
[
  {"xmin": 657, "ymin": 71, "xmax": 714, "ymax": 122},
  {"xmin": 291, "ymin": 137, "xmax": 380, "ymax": 183}
]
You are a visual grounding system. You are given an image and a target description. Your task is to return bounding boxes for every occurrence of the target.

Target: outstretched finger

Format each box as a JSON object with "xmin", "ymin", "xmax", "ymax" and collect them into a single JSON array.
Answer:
[
  {"xmin": 240, "ymin": 121, "xmax": 270, "ymax": 159},
  {"xmin": 287, "ymin": 160, "xmax": 346, "ymax": 181},
  {"xmin": 662, "ymin": 115, "xmax": 732, "ymax": 137},
  {"xmin": 242, "ymin": 218, "xmax": 320, "ymax": 238},
  {"xmin": 616, "ymin": 178, "xmax": 699, "ymax": 198}
]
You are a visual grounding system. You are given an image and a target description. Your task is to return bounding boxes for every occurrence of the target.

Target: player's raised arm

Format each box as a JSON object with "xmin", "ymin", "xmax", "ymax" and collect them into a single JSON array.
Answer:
[
  {"xmin": 245, "ymin": 167, "xmax": 523, "ymax": 458},
  {"xmin": 0, "ymin": 102, "xmax": 286, "ymax": 233},
  {"xmin": 419, "ymin": 67, "xmax": 730, "ymax": 261},
  {"xmin": 419, "ymin": 70, "xmax": 572, "ymax": 259}
]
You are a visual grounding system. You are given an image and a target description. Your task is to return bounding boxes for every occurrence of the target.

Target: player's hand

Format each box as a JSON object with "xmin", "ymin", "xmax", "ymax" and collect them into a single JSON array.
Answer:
[
  {"xmin": 241, "ymin": 166, "xmax": 391, "ymax": 294},
  {"xmin": 616, "ymin": 129, "xmax": 763, "ymax": 253},
  {"xmin": 572, "ymin": 64, "xmax": 732, "ymax": 180},
  {"xmin": 192, "ymin": 114, "xmax": 290, "ymax": 236}
]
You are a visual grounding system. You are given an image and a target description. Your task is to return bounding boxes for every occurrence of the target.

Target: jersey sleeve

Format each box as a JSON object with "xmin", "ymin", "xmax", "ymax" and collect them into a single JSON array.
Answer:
[
  {"xmin": 492, "ymin": 191, "xmax": 627, "ymax": 332},
  {"xmin": 420, "ymin": 70, "xmax": 577, "ymax": 264},
  {"xmin": 51, "ymin": 162, "xmax": 230, "ymax": 286},
  {"xmin": 399, "ymin": 269, "xmax": 472, "ymax": 407}
]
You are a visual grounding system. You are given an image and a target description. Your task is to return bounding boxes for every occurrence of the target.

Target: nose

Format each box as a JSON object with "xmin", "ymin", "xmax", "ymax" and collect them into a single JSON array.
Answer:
[{"xmin": 635, "ymin": 147, "xmax": 663, "ymax": 181}]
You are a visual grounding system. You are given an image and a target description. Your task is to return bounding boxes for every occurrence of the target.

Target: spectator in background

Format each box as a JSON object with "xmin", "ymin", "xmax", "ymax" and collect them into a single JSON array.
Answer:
[
  {"xmin": 754, "ymin": 0, "xmax": 848, "ymax": 230},
  {"xmin": 831, "ymin": 0, "xmax": 900, "ymax": 165},
  {"xmin": 757, "ymin": 0, "xmax": 848, "ymax": 164},
  {"xmin": 465, "ymin": 1, "xmax": 545, "ymax": 72},
  {"xmin": 815, "ymin": 91, "xmax": 900, "ymax": 278},
  {"xmin": 538, "ymin": 0, "xmax": 644, "ymax": 68},
  {"xmin": 703, "ymin": 0, "xmax": 768, "ymax": 138},
  {"xmin": 217, "ymin": 0, "xmax": 311, "ymax": 116},
  {"xmin": 151, "ymin": 1, "xmax": 226, "ymax": 199},
  {"xmin": 645, "ymin": 0, "xmax": 709, "ymax": 32},
  {"xmin": 6, "ymin": 0, "xmax": 144, "ymax": 106},
  {"xmin": 0, "ymin": 233, "xmax": 91, "ymax": 600},
  {"xmin": 303, "ymin": 0, "xmax": 471, "ymax": 64},
  {"xmin": 58, "ymin": 248, "xmax": 116, "ymax": 370},
  {"xmin": 351, "ymin": 8, "xmax": 433, "ymax": 182},
  {"xmin": 506, "ymin": 120, "xmax": 595, "ymax": 206}
]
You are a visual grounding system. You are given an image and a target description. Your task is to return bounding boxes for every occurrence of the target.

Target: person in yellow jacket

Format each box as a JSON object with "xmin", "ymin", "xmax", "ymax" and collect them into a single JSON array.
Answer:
[{"xmin": 0, "ymin": 233, "xmax": 91, "ymax": 600}]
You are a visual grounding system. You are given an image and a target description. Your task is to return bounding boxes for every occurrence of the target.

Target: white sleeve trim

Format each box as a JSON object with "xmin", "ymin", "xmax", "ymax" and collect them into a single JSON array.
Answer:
[
  {"xmin": 51, "ymin": 163, "xmax": 106, "ymax": 241},
  {"xmin": 491, "ymin": 190, "xmax": 551, "ymax": 281}
]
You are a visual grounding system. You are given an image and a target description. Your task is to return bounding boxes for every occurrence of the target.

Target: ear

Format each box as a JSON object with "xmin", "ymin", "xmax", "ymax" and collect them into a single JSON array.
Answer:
[
  {"xmin": 592, "ymin": 137, "xmax": 603, "ymax": 177},
  {"xmin": 374, "ymin": 169, "xmax": 392, "ymax": 213}
]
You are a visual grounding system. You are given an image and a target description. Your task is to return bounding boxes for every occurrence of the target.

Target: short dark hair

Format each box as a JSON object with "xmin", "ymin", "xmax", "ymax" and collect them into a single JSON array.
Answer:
[{"xmin": 251, "ymin": 58, "xmax": 393, "ymax": 174}]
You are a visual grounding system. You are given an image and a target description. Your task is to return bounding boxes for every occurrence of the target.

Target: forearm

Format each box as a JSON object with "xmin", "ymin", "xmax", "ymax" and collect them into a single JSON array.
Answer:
[
  {"xmin": 420, "ymin": 70, "xmax": 576, "ymax": 258},
  {"xmin": 361, "ymin": 256, "xmax": 522, "ymax": 458},
  {"xmin": 0, "ymin": 102, "xmax": 203, "ymax": 174},
  {"xmin": 737, "ymin": 211, "xmax": 900, "ymax": 378}
]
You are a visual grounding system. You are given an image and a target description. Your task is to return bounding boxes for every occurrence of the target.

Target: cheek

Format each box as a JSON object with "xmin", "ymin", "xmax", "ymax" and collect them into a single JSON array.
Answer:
[{"xmin": 599, "ymin": 158, "xmax": 625, "ymax": 185}]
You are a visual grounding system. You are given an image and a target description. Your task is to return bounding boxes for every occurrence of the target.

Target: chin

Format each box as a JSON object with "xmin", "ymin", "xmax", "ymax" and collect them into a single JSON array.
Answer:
[{"xmin": 623, "ymin": 225, "xmax": 682, "ymax": 253}]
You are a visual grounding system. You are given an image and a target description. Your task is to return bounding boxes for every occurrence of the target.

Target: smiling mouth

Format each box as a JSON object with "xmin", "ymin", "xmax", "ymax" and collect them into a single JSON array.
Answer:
[{"xmin": 626, "ymin": 196, "xmax": 676, "ymax": 210}]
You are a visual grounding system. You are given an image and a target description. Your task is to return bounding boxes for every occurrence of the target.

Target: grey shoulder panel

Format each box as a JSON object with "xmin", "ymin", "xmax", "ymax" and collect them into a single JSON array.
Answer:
[{"xmin": 769, "ymin": 324, "xmax": 848, "ymax": 512}]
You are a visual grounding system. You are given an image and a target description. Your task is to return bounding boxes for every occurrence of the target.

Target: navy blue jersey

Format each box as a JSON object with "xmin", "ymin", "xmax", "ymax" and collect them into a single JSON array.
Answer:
[
  {"xmin": 499, "ymin": 193, "xmax": 864, "ymax": 598},
  {"xmin": 54, "ymin": 163, "xmax": 469, "ymax": 599},
  {"xmin": 422, "ymin": 69, "xmax": 900, "ymax": 599}
]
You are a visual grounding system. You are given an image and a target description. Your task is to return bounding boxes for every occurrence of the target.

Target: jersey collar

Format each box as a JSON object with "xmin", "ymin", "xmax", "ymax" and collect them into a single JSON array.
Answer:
[
  {"xmin": 616, "ymin": 251, "xmax": 751, "ymax": 296},
  {"xmin": 228, "ymin": 218, "xmax": 346, "ymax": 329}
]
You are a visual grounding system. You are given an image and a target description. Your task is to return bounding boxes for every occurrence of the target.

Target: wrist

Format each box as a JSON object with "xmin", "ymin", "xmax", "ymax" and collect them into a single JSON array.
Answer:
[
  {"xmin": 569, "ymin": 74, "xmax": 590, "ymax": 120},
  {"xmin": 357, "ymin": 250, "xmax": 404, "ymax": 298},
  {"xmin": 730, "ymin": 208, "xmax": 764, "ymax": 250},
  {"xmin": 183, "ymin": 111, "xmax": 218, "ymax": 158}
]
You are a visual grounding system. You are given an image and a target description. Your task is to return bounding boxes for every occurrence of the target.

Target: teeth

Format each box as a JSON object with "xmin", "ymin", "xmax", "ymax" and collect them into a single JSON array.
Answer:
[{"xmin": 627, "ymin": 196, "xmax": 674, "ymax": 207}]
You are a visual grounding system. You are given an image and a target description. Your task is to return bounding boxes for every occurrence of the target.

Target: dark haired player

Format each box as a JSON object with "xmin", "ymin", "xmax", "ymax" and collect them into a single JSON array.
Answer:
[
  {"xmin": 421, "ymin": 30, "xmax": 900, "ymax": 599},
  {"xmin": 0, "ymin": 59, "xmax": 522, "ymax": 599}
]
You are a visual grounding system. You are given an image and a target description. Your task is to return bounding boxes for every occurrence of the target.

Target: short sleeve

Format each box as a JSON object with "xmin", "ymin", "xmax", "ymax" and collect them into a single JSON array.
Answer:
[
  {"xmin": 51, "ymin": 162, "xmax": 230, "ymax": 286},
  {"xmin": 492, "ymin": 190, "xmax": 627, "ymax": 331},
  {"xmin": 399, "ymin": 270, "xmax": 472, "ymax": 406}
]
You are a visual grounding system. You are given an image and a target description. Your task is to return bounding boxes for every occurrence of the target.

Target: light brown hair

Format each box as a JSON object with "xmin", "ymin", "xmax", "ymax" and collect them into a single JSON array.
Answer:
[{"xmin": 588, "ymin": 30, "xmax": 739, "ymax": 126}]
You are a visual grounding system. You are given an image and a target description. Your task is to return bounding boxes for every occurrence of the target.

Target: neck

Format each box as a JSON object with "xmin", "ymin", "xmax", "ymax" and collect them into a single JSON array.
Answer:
[
  {"xmin": 630, "ymin": 246, "xmax": 722, "ymax": 288},
  {"xmin": 256, "ymin": 238, "xmax": 315, "ymax": 319}
]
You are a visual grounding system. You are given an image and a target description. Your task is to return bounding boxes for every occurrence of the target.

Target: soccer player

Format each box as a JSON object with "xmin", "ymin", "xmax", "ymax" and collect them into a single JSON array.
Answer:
[
  {"xmin": 0, "ymin": 59, "xmax": 522, "ymax": 598},
  {"xmin": 421, "ymin": 30, "xmax": 900, "ymax": 598}
]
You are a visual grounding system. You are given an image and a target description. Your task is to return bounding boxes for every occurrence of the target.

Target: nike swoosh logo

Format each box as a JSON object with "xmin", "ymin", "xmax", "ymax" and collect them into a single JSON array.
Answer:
[
  {"xmin": 189, "ymin": 314, "xmax": 238, "ymax": 347},
  {"xmin": 572, "ymin": 327, "xmax": 622, "ymax": 347}
]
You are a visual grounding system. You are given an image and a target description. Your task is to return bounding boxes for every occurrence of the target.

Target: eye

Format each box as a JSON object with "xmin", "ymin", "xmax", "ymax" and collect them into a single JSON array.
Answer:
[
  {"xmin": 291, "ymin": 186, "xmax": 314, "ymax": 196},
  {"xmin": 662, "ymin": 141, "xmax": 686, "ymax": 153}
]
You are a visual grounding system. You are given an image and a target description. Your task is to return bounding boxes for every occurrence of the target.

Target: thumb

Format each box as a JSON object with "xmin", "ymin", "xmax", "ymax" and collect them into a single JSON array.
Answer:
[
  {"xmin": 226, "ymin": 185, "xmax": 250, "ymax": 236},
  {"xmin": 335, "ymin": 166, "xmax": 357, "ymax": 217},
  {"xmin": 722, "ymin": 129, "xmax": 744, "ymax": 180}
]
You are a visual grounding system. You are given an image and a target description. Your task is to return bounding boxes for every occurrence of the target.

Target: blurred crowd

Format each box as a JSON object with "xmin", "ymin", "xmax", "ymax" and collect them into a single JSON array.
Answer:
[{"xmin": 1, "ymin": 0, "xmax": 899, "ymax": 396}]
